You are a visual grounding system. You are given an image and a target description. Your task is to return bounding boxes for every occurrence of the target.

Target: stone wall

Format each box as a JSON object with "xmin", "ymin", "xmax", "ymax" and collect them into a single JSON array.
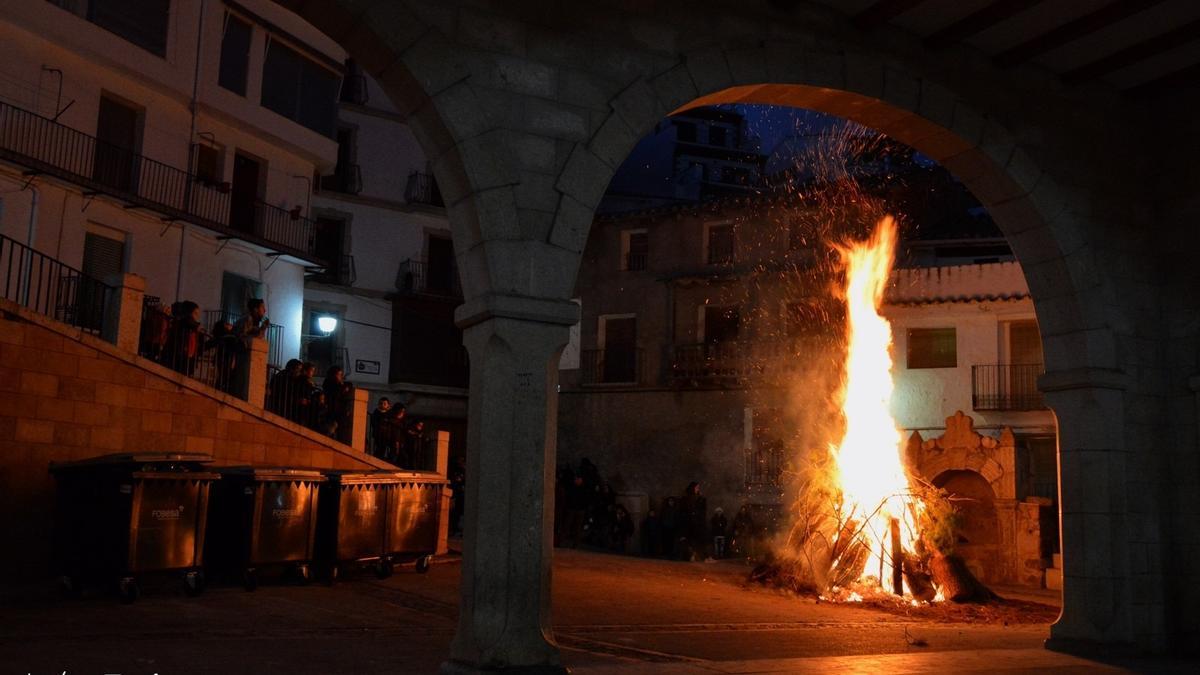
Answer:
[{"xmin": 0, "ymin": 299, "xmax": 390, "ymax": 578}]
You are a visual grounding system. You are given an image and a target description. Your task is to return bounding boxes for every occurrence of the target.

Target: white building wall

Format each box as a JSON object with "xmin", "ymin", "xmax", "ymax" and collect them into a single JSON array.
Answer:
[
  {"xmin": 884, "ymin": 262, "xmax": 1055, "ymax": 436},
  {"xmin": 0, "ymin": 0, "xmax": 344, "ymax": 365}
]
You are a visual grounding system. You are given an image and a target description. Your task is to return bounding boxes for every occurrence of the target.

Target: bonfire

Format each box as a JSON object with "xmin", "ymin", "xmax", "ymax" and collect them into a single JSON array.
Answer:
[{"xmin": 754, "ymin": 216, "xmax": 994, "ymax": 605}]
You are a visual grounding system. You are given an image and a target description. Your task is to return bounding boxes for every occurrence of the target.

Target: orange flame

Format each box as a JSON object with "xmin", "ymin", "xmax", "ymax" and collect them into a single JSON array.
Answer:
[{"xmin": 831, "ymin": 216, "xmax": 921, "ymax": 590}]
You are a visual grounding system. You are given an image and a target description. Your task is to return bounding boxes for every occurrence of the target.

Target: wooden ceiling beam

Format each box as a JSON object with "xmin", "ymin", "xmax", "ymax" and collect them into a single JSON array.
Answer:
[
  {"xmin": 851, "ymin": 0, "xmax": 929, "ymax": 29},
  {"xmin": 924, "ymin": 0, "xmax": 1044, "ymax": 50},
  {"xmin": 994, "ymin": 0, "xmax": 1166, "ymax": 68},
  {"xmin": 1062, "ymin": 18, "xmax": 1200, "ymax": 84}
]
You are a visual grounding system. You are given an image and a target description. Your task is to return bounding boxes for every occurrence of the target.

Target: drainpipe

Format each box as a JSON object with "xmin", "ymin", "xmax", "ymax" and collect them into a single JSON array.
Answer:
[
  {"xmin": 21, "ymin": 184, "xmax": 39, "ymax": 306},
  {"xmin": 177, "ymin": 0, "xmax": 207, "ymax": 302}
]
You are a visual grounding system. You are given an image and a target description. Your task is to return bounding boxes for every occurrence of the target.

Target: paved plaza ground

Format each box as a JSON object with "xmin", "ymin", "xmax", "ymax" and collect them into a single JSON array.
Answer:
[{"xmin": 1, "ymin": 548, "xmax": 1190, "ymax": 674}]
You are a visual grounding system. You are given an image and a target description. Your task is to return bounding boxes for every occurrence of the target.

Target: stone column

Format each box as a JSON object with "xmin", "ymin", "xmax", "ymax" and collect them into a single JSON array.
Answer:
[
  {"xmin": 442, "ymin": 294, "xmax": 577, "ymax": 675},
  {"xmin": 351, "ymin": 387, "xmax": 370, "ymax": 451},
  {"xmin": 1041, "ymin": 367, "xmax": 1158, "ymax": 654},
  {"xmin": 102, "ymin": 272, "xmax": 145, "ymax": 353},
  {"xmin": 244, "ymin": 337, "xmax": 270, "ymax": 408}
]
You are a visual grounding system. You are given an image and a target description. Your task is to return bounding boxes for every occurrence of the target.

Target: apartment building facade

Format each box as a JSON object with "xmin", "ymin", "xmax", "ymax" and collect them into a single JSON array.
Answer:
[
  {"xmin": 303, "ymin": 62, "xmax": 467, "ymax": 458},
  {"xmin": 557, "ymin": 199, "xmax": 1056, "ymax": 520},
  {"xmin": 0, "ymin": 0, "xmax": 345, "ymax": 363}
]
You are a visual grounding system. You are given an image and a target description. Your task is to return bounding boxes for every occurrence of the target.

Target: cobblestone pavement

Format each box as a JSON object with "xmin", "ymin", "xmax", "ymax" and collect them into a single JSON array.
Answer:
[{"xmin": 0, "ymin": 549, "xmax": 1188, "ymax": 674}]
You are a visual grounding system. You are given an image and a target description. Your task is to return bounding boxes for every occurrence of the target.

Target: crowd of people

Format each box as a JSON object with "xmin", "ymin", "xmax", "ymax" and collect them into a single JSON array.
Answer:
[
  {"xmin": 552, "ymin": 457, "xmax": 767, "ymax": 561},
  {"xmin": 140, "ymin": 298, "xmax": 270, "ymax": 397},
  {"xmin": 366, "ymin": 397, "xmax": 430, "ymax": 469},
  {"xmin": 265, "ymin": 361, "xmax": 355, "ymax": 444}
]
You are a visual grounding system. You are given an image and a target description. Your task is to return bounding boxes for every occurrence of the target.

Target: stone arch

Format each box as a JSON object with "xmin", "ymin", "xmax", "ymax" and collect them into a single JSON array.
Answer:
[{"xmin": 273, "ymin": 0, "xmax": 1153, "ymax": 664}]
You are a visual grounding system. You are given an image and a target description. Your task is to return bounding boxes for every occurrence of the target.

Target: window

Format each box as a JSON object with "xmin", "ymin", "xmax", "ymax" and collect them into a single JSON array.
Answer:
[
  {"xmin": 261, "ymin": 39, "xmax": 340, "ymax": 137},
  {"xmin": 319, "ymin": 126, "xmax": 361, "ymax": 193},
  {"xmin": 339, "ymin": 58, "xmax": 368, "ymax": 104},
  {"xmin": 48, "ymin": 0, "xmax": 172, "ymax": 57},
  {"xmin": 708, "ymin": 125, "xmax": 727, "ymax": 147},
  {"xmin": 599, "ymin": 315, "xmax": 638, "ymax": 384},
  {"xmin": 703, "ymin": 305, "xmax": 739, "ymax": 344},
  {"xmin": 621, "ymin": 229, "xmax": 648, "ymax": 271},
  {"xmin": 80, "ymin": 229, "xmax": 126, "ymax": 330},
  {"xmin": 675, "ymin": 121, "xmax": 696, "ymax": 143},
  {"xmin": 218, "ymin": 13, "xmax": 252, "ymax": 95},
  {"xmin": 193, "ymin": 143, "xmax": 221, "ymax": 185},
  {"xmin": 907, "ymin": 327, "xmax": 957, "ymax": 369},
  {"xmin": 1008, "ymin": 320, "xmax": 1043, "ymax": 365},
  {"xmin": 706, "ymin": 223, "xmax": 734, "ymax": 265}
]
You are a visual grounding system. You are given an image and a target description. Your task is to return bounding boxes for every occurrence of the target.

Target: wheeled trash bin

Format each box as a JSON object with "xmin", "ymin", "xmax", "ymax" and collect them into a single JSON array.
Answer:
[
  {"xmin": 385, "ymin": 472, "xmax": 448, "ymax": 574},
  {"xmin": 50, "ymin": 452, "xmax": 218, "ymax": 602},
  {"xmin": 206, "ymin": 467, "xmax": 324, "ymax": 590},
  {"xmin": 315, "ymin": 471, "xmax": 402, "ymax": 582}
]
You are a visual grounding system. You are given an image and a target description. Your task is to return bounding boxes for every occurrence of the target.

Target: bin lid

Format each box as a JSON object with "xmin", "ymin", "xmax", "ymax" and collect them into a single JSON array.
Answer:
[
  {"xmin": 51, "ymin": 452, "xmax": 214, "ymax": 472},
  {"xmin": 377, "ymin": 470, "xmax": 450, "ymax": 485},
  {"xmin": 217, "ymin": 466, "xmax": 327, "ymax": 482},
  {"xmin": 322, "ymin": 469, "xmax": 405, "ymax": 486}
]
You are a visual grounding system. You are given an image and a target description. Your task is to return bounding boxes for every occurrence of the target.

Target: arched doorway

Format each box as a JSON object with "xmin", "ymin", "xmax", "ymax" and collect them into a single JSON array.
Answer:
[
  {"xmin": 934, "ymin": 469, "xmax": 1000, "ymax": 582},
  {"xmin": 275, "ymin": 0, "xmax": 1157, "ymax": 668}
]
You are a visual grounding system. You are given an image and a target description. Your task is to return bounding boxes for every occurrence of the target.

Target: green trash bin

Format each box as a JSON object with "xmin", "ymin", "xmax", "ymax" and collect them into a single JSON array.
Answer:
[
  {"xmin": 206, "ymin": 467, "xmax": 324, "ymax": 590},
  {"xmin": 316, "ymin": 471, "xmax": 402, "ymax": 583},
  {"xmin": 50, "ymin": 453, "xmax": 218, "ymax": 602}
]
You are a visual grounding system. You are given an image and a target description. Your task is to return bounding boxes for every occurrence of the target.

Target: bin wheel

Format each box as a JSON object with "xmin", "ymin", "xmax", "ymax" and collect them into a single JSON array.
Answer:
[
  {"xmin": 295, "ymin": 564, "xmax": 311, "ymax": 585},
  {"xmin": 243, "ymin": 569, "xmax": 258, "ymax": 592},
  {"xmin": 184, "ymin": 570, "xmax": 205, "ymax": 597},
  {"xmin": 118, "ymin": 577, "xmax": 140, "ymax": 604},
  {"xmin": 415, "ymin": 555, "xmax": 433, "ymax": 574},
  {"xmin": 375, "ymin": 559, "xmax": 394, "ymax": 579}
]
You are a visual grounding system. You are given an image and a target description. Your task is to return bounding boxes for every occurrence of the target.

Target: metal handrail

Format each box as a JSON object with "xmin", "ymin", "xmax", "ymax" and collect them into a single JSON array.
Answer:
[
  {"xmin": 0, "ymin": 232, "xmax": 112, "ymax": 334},
  {"xmin": 396, "ymin": 258, "xmax": 461, "ymax": 298},
  {"xmin": 0, "ymin": 100, "xmax": 321, "ymax": 263},
  {"xmin": 580, "ymin": 347, "xmax": 642, "ymax": 385},
  {"xmin": 404, "ymin": 171, "xmax": 443, "ymax": 207},
  {"xmin": 971, "ymin": 363, "xmax": 1046, "ymax": 411}
]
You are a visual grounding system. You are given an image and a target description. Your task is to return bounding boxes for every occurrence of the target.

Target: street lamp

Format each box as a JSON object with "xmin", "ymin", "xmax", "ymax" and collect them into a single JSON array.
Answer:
[{"xmin": 317, "ymin": 315, "xmax": 338, "ymax": 335}]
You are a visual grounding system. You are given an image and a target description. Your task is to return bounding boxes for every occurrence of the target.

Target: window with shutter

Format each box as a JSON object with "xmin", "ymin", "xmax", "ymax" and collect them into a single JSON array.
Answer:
[{"xmin": 82, "ymin": 231, "xmax": 126, "ymax": 281}]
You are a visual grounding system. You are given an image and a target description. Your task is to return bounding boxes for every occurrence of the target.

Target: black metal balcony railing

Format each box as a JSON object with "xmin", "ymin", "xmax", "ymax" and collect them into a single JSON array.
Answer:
[
  {"xmin": 745, "ymin": 441, "xmax": 785, "ymax": 489},
  {"xmin": 0, "ymin": 100, "xmax": 321, "ymax": 264},
  {"xmin": 626, "ymin": 250, "xmax": 647, "ymax": 271},
  {"xmin": 669, "ymin": 339, "xmax": 810, "ymax": 385},
  {"xmin": 0, "ymin": 232, "xmax": 111, "ymax": 333},
  {"xmin": 405, "ymin": 171, "xmax": 444, "ymax": 207},
  {"xmin": 581, "ymin": 347, "xmax": 643, "ymax": 385},
  {"xmin": 396, "ymin": 258, "xmax": 462, "ymax": 298},
  {"xmin": 972, "ymin": 363, "xmax": 1047, "ymax": 411},
  {"xmin": 311, "ymin": 254, "xmax": 356, "ymax": 286}
]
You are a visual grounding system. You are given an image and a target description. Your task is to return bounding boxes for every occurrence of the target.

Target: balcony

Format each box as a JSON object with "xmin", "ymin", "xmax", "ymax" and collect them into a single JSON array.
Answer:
[
  {"xmin": 580, "ymin": 347, "xmax": 643, "ymax": 385},
  {"xmin": 309, "ymin": 254, "xmax": 356, "ymax": 287},
  {"xmin": 405, "ymin": 171, "xmax": 444, "ymax": 207},
  {"xmin": 0, "ymin": 100, "xmax": 322, "ymax": 265},
  {"xmin": 670, "ymin": 339, "xmax": 802, "ymax": 386},
  {"xmin": 971, "ymin": 363, "xmax": 1047, "ymax": 411},
  {"xmin": 396, "ymin": 258, "xmax": 461, "ymax": 298},
  {"xmin": 745, "ymin": 441, "xmax": 785, "ymax": 490}
]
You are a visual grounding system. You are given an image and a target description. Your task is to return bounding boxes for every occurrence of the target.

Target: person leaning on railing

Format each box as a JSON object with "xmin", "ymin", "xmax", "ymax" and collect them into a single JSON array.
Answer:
[{"xmin": 231, "ymin": 299, "xmax": 270, "ymax": 400}]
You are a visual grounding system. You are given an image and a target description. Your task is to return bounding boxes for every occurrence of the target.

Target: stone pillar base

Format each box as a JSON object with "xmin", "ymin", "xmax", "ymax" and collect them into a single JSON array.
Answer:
[{"xmin": 1045, "ymin": 636, "xmax": 1141, "ymax": 659}]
